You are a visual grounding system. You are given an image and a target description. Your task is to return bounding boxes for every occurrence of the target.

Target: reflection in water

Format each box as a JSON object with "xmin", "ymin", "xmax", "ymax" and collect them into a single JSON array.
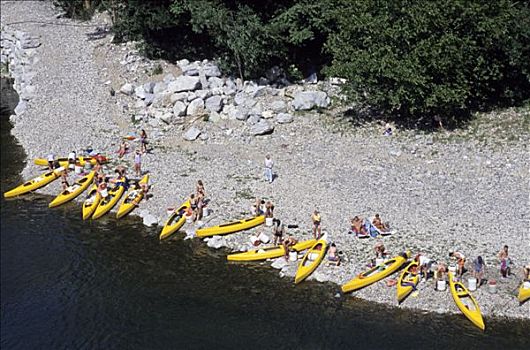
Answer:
[{"xmin": 1, "ymin": 116, "xmax": 529, "ymax": 349}]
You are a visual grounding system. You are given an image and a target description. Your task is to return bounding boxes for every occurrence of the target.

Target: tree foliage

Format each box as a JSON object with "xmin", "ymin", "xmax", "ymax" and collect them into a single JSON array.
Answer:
[{"xmin": 54, "ymin": 0, "xmax": 530, "ymax": 124}]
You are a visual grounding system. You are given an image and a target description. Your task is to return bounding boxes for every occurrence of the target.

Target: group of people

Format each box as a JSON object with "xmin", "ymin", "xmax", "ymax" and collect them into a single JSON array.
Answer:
[
  {"xmin": 184, "ymin": 180, "xmax": 207, "ymax": 222},
  {"xmin": 349, "ymin": 214, "xmax": 390, "ymax": 238}
]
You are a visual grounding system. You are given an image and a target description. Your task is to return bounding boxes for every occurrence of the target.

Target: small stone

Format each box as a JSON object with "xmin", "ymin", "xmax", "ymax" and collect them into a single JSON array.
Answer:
[
  {"xmin": 187, "ymin": 98, "xmax": 205, "ymax": 116},
  {"xmin": 172, "ymin": 101, "xmax": 187, "ymax": 117},
  {"xmin": 184, "ymin": 126, "xmax": 201, "ymax": 141},
  {"xmin": 205, "ymin": 95, "xmax": 223, "ymax": 113},
  {"xmin": 250, "ymin": 119, "xmax": 274, "ymax": 136},
  {"xmin": 142, "ymin": 214, "xmax": 158, "ymax": 227},
  {"xmin": 276, "ymin": 113, "xmax": 293, "ymax": 124}
]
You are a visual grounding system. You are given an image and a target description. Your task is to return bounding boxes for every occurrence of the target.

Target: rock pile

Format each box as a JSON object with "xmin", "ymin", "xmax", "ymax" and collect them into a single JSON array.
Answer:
[{"xmin": 117, "ymin": 59, "xmax": 333, "ymax": 140}]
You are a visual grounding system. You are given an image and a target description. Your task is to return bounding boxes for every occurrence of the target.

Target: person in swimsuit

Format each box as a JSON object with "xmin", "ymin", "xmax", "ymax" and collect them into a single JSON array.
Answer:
[
  {"xmin": 134, "ymin": 150, "xmax": 142, "ymax": 176},
  {"xmin": 140, "ymin": 129, "xmax": 148, "ymax": 154},
  {"xmin": 372, "ymin": 214, "xmax": 388, "ymax": 232},
  {"xmin": 415, "ymin": 253, "xmax": 433, "ymax": 281},
  {"xmin": 196, "ymin": 180, "xmax": 205, "ymax": 221},
  {"xmin": 449, "ymin": 251, "xmax": 466, "ymax": 278},
  {"xmin": 97, "ymin": 180, "xmax": 108, "ymax": 198},
  {"xmin": 328, "ymin": 243, "xmax": 340, "ymax": 266},
  {"xmin": 61, "ymin": 170, "xmax": 70, "ymax": 190},
  {"xmin": 350, "ymin": 216, "xmax": 368, "ymax": 237},
  {"xmin": 311, "ymin": 210, "xmax": 321, "ymax": 239},
  {"xmin": 498, "ymin": 245, "xmax": 511, "ymax": 278},
  {"xmin": 189, "ymin": 193, "xmax": 198, "ymax": 222},
  {"xmin": 282, "ymin": 235, "xmax": 298, "ymax": 260},
  {"xmin": 118, "ymin": 141, "xmax": 129, "ymax": 158},
  {"xmin": 265, "ymin": 201, "xmax": 274, "ymax": 219},
  {"xmin": 272, "ymin": 219, "xmax": 286, "ymax": 245},
  {"xmin": 472, "ymin": 256, "xmax": 486, "ymax": 286},
  {"xmin": 374, "ymin": 241, "xmax": 388, "ymax": 259}
]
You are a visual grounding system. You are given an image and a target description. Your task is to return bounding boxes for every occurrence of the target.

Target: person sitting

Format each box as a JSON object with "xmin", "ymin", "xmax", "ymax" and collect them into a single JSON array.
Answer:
[
  {"xmin": 473, "ymin": 256, "xmax": 486, "ymax": 286},
  {"xmin": 97, "ymin": 180, "xmax": 108, "ymax": 198},
  {"xmin": 372, "ymin": 214, "xmax": 389, "ymax": 232},
  {"xmin": 374, "ymin": 241, "xmax": 388, "ymax": 259},
  {"xmin": 255, "ymin": 198, "xmax": 265, "ymax": 216},
  {"xmin": 523, "ymin": 264, "xmax": 530, "ymax": 281},
  {"xmin": 351, "ymin": 216, "xmax": 368, "ymax": 237},
  {"xmin": 449, "ymin": 251, "xmax": 466, "ymax": 278},
  {"xmin": 415, "ymin": 253, "xmax": 433, "ymax": 281},
  {"xmin": 272, "ymin": 219, "xmax": 286, "ymax": 245},
  {"xmin": 328, "ymin": 243, "xmax": 340, "ymax": 266},
  {"xmin": 434, "ymin": 262, "xmax": 447, "ymax": 285},
  {"xmin": 117, "ymin": 141, "xmax": 129, "ymax": 158},
  {"xmin": 115, "ymin": 174, "xmax": 129, "ymax": 191},
  {"xmin": 282, "ymin": 235, "xmax": 298, "ymax": 260},
  {"xmin": 67, "ymin": 150, "xmax": 76, "ymax": 170}
]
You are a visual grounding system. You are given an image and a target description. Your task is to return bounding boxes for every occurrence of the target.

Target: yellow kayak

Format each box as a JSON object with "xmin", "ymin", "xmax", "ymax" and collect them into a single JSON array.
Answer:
[
  {"xmin": 34, "ymin": 156, "xmax": 100, "ymax": 167},
  {"xmin": 116, "ymin": 175, "xmax": 149, "ymax": 219},
  {"xmin": 159, "ymin": 200, "xmax": 191, "ymax": 240},
  {"xmin": 196, "ymin": 215, "xmax": 265, "ymax": 238},
  {"xmin": 295, "ymin": 239, "xmax": 328, "ymax": 284},
  {"xmin": 49, "ymin": 171, "xmax": 95, "ymax": 208},
  {"xmin": 227, "ymin": 239, "xmax": 317, "ymax": 262},
  {"xmin": 82, "ymin": 184, "xmax": 102, "ymax": 220},
  {"xmin": 396, "ymin": 260, "xmax": 420, "ymax": 303},
  {"xmin": 4, "ymin": 167, "xmax": 64, "ymax": 198},
  {"xmin": 91, "ymin": 184, "xmax": 125, "ymax": 219},
  {"xmin": 517, "ymin": 282, "xmax": 530, "ymax": 304},
  {"xmin": 342, "ymin": 251, "xmax": 410, "ymax": 293},
  {"xmin": 448, "ymin": 272, "xmax": 485, "ymax": 330}
]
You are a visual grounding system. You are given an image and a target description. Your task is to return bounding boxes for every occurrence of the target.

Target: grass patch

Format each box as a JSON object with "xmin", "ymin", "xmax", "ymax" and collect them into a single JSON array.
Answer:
[{"xmin": 235, "ymin": 188, "xmax": 254, "ymax": 200}]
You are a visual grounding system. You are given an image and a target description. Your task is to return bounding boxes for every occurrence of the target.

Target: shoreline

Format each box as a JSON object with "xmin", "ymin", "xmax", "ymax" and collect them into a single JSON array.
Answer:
[{"xmin": 1, "ymin": 0, "xmax": 528, "ymax": 322}]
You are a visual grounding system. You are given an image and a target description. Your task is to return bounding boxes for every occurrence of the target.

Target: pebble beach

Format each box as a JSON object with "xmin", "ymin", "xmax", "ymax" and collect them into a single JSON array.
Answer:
[{"xmin": 2, "ymin": 0, "xmax": 529, "ymax": 322}]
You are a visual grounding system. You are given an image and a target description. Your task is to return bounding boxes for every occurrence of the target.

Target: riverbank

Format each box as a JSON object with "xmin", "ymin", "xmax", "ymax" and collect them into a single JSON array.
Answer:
[{"xmin": 1, "ymin": 0, "xmax": 528, "ymax": 322}]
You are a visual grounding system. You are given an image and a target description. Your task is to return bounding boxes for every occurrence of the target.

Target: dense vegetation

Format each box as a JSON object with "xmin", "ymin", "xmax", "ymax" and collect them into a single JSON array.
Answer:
[{"xmin": 54, "ymin": 0, "xmax": 530, "ymax": 126}]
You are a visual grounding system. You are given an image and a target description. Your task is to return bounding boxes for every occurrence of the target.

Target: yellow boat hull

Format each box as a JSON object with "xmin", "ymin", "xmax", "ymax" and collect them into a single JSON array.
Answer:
[
  {"xmin": 34, "ymin": 156, "xmax": 103, "ymax": 167},
  {"xmin": 4, "ymin": 168, "xmax": 64, "ymax": 198},
  {"xmin": 82, "ymin": 184, "xmax": 101, "ymax": 220},
  {"xmin": 227, "ymin": 239, "xmax": 317, "ymax": 262},
  {"xmin": 196, "ymin": 215, "xmax": 265, "ymax": 238},
  {"xmin": 342, "ymin": 251, "xmax": 410, "ymax": 293},
  {"xmin": 92, "ymin": 185, "xmax": 125, "ymax": 219},
  {"xmin": 116, "ymin": 175, "xmax": 149, "ymax": 219},
  {"xmin": 295, "ymin": 239, "xmax": 328, "ymax": 284},
  {"xmin": 397, "ymin": 260, "xmax": 420, "ymax": 303},
  {"xmin": 518, "ymin": 283, "xmax": 530, "ymax": 304},
  {"xmin": 49, "ymin": 171, "xmax": 95, "ymax": 208},
  {"xmin": 448, "ymin": 272, "xmax": 485, "ymax": 331},
  {"xmin": 159, "ymin": 200, "xmax": 191, "ymax": 240}
]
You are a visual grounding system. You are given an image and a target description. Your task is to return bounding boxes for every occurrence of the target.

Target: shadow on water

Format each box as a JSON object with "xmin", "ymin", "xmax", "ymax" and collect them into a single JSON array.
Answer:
[{"xmin": 1, "ymin": 114, "xmax": 529, "ymax": 349}]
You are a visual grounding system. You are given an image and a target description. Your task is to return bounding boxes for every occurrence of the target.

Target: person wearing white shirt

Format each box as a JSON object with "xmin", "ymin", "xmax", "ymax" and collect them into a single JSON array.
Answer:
[{"xmin": 264, "ymin": 155, "xmax": 274, "ymax": 183}]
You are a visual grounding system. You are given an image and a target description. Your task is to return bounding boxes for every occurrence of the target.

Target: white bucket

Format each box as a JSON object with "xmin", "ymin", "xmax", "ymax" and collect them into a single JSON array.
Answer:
[
  {"xmin": 203, "ymin": 208, "xmax": 210, "ymax": 217},
  {"xmin": 289, "ymin": 251, "xmax": 298, "ymax": 262},
  {"xmin": 375, "ymin": 258, "xmax": 384, "ymax": 266},
  {"xmin": 250, "ymin": 235, "xmax": 260, "ymax": 246},
  {"xmin": 100, "ymin": 188, "xmax": 108, "ymax": 198},
  {"xmin": 524, "ymin": 281, "xmax": 530, "ymax": 289},
  {"xmin": 258, "ymin": 232, "xmax": 270, "ymax": 244},
  {"xmin": 74, "ymin": 165, "xmax": 83, "ymax": 174},
  {"xmin": 468, "ymin": 278, "xmax": 477, "ymax": 291},
  {"xmin": 488, "ymin": 280, "xmax": 497, "ymax": 294},
  {"xmin": 437, "ymin": 280, "xmax": 446, "ymax": 291},
  {"xmin": 185, "ymin": 214, "xmax": 193, "ymax": 223},
  {"xmin": 265, "ymin": 217, "xmax": 273, "ymax": 227}
]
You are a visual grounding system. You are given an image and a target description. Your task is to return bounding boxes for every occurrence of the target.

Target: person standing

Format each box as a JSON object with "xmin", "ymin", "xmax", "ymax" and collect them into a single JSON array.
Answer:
[
  {"xmin": 47, "ymin": 154, "xmax": 55, "ymax": 170},
  {"xmin": 311, "ymin": 210, "xmax": 321, "ymax": 239},
  {"xmin": 473, "ymin": 256, "xmax": 486, "ymax": 286},
  {"xmin": 134, "ymin": 150, "xmax": 142, "ymax": 177},
  {"xmin": 264, "ymin": 155, "xmax": 274, "ymax": 183},
  {"xmin": 67, "ymin": 150, "xmax": 76, "ymax": 171},
  {"xmin": 498, "ymin": 245, "xmax": 511, "ymax": 278},
  {"xmin": 449, "ymin": 251, "xmax": 466, "ymax": 279},
  {"xmin": 140, "ymin": 129, "xmax": 148, "ymax": 154}
]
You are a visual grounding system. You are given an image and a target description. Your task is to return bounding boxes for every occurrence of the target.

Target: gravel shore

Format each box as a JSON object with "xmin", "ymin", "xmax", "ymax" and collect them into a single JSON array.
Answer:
[{"xmin": 2, "ymin": 1, "xmax": 529, "ymax": 321}]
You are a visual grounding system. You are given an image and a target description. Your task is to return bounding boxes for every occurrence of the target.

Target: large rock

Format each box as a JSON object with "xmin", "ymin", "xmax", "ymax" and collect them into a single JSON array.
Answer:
[
  {"xmin": 179, "ymin": 61, "xmax": 200, "ymax": 76},
  {"xmin": 170, "ymin": 92, "xmax": 188, "ymax": 103},
  {"xmin": 143, "ymin": 82, "xmax": 155, "ymax": 94},
  {"xmin": 159, "ymin": 112, "xmax": 174, "ymax": 124},
  {"xmin": 271, "ymin": 258, "xmax": 289, "ymax": 270},
  {"xmin": 231, "ymin": 106, "xmax": 249, "ymax": 121},
  {"xmin": 203, "ymin": 62, "xmax": 221, "ymax": 77},
  {"xmin": 151, "ymin": 93, "xmax": 172, "ymax": 108},
  {"xmin": 208, "ymin": 76, "xmax": 224, "ymax": 89},
  {"xmin": 119, "ymin": 83, "xmax": 134, "ymax": 95},
  {"xmin": 142, "ymin": 214, "xmax": 158, "ymax": 227},
  {"xmin": 205, "ymin": 95, "xmax": 223, "ymax": 113},
  {"xmin": 270, "ymin": 100, "xmax": 287, "ymax": 113},
  {"xmin": 276, "ymin": 113, "xmax": 294, "ymax": 124},
  {"xmin": 195, "ymin": 89, "xmax": 211, "ymax": 100},
  {"xmin": 167, "ymin": 76, "xmax": 201, "ymax": 93},
  {"xmin": 250, "ymin": 119, "xmax": 274, "ymax": 136},
  {"xmin": 135, "ymin": 85, "xmax": 146, "ymax": 99},
  {"xmin": 247, "ymin": 114, "xmax": 261, "ymax": 125},
  {"xmin": 206, "ymin": 236, "xmax": 226, "ymax": 249},
  {"xmin": 172, "ymin": 101, "xmax": 187, "ymax": 117},
  {"xmin": 187, "ymin": 98, "xmax": 205, "ymax": 116},
  {"xmin": 292, "ymin": 91, "xmax": 330, "ymax": 110},
  {"xmin": 184, "ymin": 126, "xmax": 201, "ymax": 141},
  {"xmin": 153, "ymin": 81, "xmax": 167, "ymax": 94}
]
